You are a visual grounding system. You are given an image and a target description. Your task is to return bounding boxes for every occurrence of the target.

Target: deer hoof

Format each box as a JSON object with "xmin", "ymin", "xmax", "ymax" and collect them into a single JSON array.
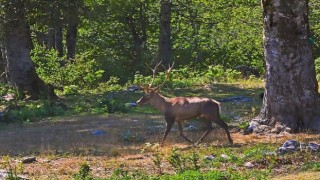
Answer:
[{"xmin": 195, "ymin": 141, "xmax": 202, "ymax": 145}]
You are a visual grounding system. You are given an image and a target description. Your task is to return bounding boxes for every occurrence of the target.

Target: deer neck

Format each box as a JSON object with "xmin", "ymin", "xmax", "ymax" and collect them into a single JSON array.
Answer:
[{"xmin": 150, "ymin": 92, "xmax": 169, "ymax": 113}]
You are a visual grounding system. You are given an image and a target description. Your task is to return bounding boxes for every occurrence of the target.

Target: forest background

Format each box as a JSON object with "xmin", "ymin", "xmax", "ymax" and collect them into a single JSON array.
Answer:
[{"xmin": 1, "ymin": 0, "xmax": 319, "ymax": 93}]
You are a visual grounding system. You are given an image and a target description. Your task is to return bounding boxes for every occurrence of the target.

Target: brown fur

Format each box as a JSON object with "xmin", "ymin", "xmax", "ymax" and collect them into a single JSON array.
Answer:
[{"xmin": 137, "ymin": 91, "xmax": 233, "ymax": 145}]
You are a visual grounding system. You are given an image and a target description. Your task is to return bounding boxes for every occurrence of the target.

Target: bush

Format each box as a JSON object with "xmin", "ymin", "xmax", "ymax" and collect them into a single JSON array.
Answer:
[
  {"xmin": 74, "ymin": 163, "xmax": 92, "ymax": 180},
  {"xmin": 31, "ymin": 43, "xmax": 105, "ymax": 90}
]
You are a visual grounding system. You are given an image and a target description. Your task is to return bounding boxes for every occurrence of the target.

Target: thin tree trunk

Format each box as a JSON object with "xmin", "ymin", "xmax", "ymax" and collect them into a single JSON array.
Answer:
[
  {"xmin": 157, "ymin": 0, "xmax": 172, "ymax": 68},
  {"xmin": 47, "ymin": 27, "xmax": 55, "ymax": 49},
  {"xmin": 125, "ymin": 3, "xmax": 147, "ymax": 73},
  {"xmin": 254, "ymin": 0, "xmax": 320, "ymax": 133},
  {"xmin": 0, "ymin": 46, "xmax": 6, "ymax": 83},
  {"xmin": 66, "ymin": 22, "xmax": 78, "ymax": 60},
  {"xmin": 3, "ymin": 0, "xmax": 57, "ymax": 99},
  {"xmin": 55, "ymin": 26, "xmax": 63, "ymax": 57}
]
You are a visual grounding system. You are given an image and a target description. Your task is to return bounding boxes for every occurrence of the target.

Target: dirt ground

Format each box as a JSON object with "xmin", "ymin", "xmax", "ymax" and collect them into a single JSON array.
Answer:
[
  {"xmin": 0, "ymin": 114, "xmax": 233, "ymax": 156},
  {"xmin": 0, "ymin": 114, "xmax": 319, "ymax": 179}
]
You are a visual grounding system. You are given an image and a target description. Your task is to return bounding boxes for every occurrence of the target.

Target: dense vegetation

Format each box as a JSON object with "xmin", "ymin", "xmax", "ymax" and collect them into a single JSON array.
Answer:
[{"xmin": 0, "ymin": 1, "xmax": 319, "ymax": 93}]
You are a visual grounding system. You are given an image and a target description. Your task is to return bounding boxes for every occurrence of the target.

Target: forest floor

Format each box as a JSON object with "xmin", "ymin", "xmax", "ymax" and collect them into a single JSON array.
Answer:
[{"xmin": 0, "ymin": 114, "xmax": 319, "ymax": 179}]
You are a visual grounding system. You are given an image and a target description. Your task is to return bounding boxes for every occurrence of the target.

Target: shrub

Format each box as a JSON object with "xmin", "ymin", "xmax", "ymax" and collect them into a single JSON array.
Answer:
[
  {"xmin": 31, "ymin": 43, "xmax": 105, "ymax": 90},
  {"xmin": 74, "ymin": 163, "xmax": 92, "ymax": 180}
]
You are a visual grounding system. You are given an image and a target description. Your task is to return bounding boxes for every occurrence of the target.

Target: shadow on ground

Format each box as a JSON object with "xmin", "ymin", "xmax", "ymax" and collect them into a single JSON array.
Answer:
[{"xmin": 0, "ymin": 114, "xmax": 230, "ymax": 156}]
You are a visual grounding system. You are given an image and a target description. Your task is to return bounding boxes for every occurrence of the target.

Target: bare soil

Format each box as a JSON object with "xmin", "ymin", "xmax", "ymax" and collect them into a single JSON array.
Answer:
[{"xmin": 0, "ymin": 114, "xmax": 319, "ymax": 179}]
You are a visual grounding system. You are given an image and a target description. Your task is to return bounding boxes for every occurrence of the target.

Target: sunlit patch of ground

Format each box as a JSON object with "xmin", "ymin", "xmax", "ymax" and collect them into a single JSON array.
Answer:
[{"xmin": 270, "ymin": 171, "xmax": 320, "ymax": 180}]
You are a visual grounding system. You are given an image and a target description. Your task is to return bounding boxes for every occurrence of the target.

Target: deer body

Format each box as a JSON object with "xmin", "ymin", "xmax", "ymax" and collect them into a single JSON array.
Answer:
[
  {"xmin": 137, "ymin": 91, "xmax": 233, "ymax": 145},
  {"xmin": 137, "ymin": 61, "xmax": 233, "ymax": 145}
]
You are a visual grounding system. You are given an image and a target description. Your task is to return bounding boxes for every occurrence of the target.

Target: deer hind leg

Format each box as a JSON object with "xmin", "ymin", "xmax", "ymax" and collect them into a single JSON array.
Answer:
[
  {"xmin": 177, "ymin": 121, "xmax": 194, "ymax": 143},
  {"xmin": 196, "ymin": 118, "xmax": 213, "ymax": 145},
  {"xmin": 214, "ymin": 118, "xmax": 233, "ymax": 145}
]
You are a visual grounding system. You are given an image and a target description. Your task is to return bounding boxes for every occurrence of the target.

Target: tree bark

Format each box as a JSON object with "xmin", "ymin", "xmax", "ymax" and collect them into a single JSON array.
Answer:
[
  {"xmin": 3, "ymin": 0, "xmax": 57, "ymax": 100},
  {"xmin": 157, "ymin": 0, "xmax": 172, "ymax": 68},
  {"xmin": 255, "ymin": 0, "xmax": 320, "ymax": 133},
  {"xmin": 47, "ymin": 27, "xmax": 55, "ymax": 49},
  {"xmin": 55, "ymin": 26, "xmax": 63, "ymax": 57},
  {"xmin": 0, "ymin": 46, "xmax": 6, "ymax": 83},
  {"xmin": 66, "ymin": 21, "xmax": 78, "ymax": 60},
  {"xmin": 125, "ymin": 3, "xmax": 148, "ymax": 73}
]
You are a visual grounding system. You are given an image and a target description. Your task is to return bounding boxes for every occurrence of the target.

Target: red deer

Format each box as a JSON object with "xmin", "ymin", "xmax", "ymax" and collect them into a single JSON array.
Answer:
[{"xmin": 136, "ymin": 62, "xmax": 233, "ymax": 145}]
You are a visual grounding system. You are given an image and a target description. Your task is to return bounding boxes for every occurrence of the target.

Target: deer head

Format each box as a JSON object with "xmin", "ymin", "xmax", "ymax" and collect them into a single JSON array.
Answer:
[{"xmin": 136, "ymin": 61, "xmax": 174, "ymax": 105}]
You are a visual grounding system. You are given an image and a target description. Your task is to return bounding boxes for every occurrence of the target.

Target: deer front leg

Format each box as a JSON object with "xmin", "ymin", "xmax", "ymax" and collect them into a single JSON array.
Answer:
[
  {"xmin": 162, "ymin": 120, "xmax": 174, "ymax": 144},
  {"xmin": 177, "ymin": 121, "xmax": 194, "ymax": 143}
]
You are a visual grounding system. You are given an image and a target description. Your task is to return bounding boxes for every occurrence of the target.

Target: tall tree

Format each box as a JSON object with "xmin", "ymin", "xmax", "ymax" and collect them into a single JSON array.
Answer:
[
  {"xmin": 157, "ymin": 0, "xmax": 172, "ymax": 68},
  {"xmin": 0, "ymin": 45, "xmax": 6, "ymax": 82},
  {"xmin": 253, "ymin": 0, "xmax": 320, "ymax": 132},
  {"xmin": 1, "ymin": 0, "xmax": 57, "ymax": 99}
]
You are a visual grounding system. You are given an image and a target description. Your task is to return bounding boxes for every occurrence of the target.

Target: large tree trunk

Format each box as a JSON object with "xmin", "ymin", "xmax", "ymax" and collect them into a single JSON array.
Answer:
[
  {"xmin": 3, "ymin": 0, "xmax": 57, "ymax": 100},
  {"xmin": 157, "ymin": 0, "xmax": 172, "ymax": 68},
  {"xmin": 253, "ymin": 0, "xmax": 320, "ymax": 133}
]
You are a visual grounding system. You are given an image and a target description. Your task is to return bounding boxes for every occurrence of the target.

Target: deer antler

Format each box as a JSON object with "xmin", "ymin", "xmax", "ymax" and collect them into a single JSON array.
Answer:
[
  {"xmin": 147, "ymin": 61, "xmax": 162, "ymax": 89},
  {"xmin": 154, "ymin": 62, "xmax": 174, "ymax": 91}
]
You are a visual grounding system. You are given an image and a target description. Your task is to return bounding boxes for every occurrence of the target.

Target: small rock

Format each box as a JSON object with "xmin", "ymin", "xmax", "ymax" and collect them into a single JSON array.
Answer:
[
  {"xmin": 184, "ymin": 124, "xmax": 197, "ymax": 131},
  {"xmin": 91, "ymin": 130, "xmax": 106, "ymax": 136},
  {"xmin": 220, "ymin": 154, "xmax": 230, "ymax": 159},
  {"xmin": 271, "ymin": 127, "xmax": 281, "ymax": 134},
  {"xmin": 309, "ymin": 142, "xmax": 320, "ymax": 151},
  {"xmin": 0, "ymin": 169, "xmax": 29, "ymax": 179},
  {"xmin": 284, "ymin": 127, "xmax": 292, "ymax": 133},
  {"xmin": 278, "ymin": 139, "xmax": 300, "ymax": 154},
  {"xmin": 21, "ymin": 157, "xmax": 36, "ymax": 164},
  {"xmin": 125, "ymin": 102, "xmax": 137, "ymax": 107},
  {"xmin": 244, "ymin": 162, "xmax": 254, "ymax": 168},
  {"xmin": 254, "ymin": 125, "xmax": 271, "ymax": 133},
  {"xmin": 126, "ymin": 85, "xmax": 140, "ymax": 92},
  {"xmin": 204, "ymin": 155, "xmax": 215, "ymax": 160},
  {"xmin": 243, "ymin": 126, "xmax": 253, "ymax": 135},
  {"xmin": 264, "ymin": 151, "xmax": 277, "ymax": 156}
]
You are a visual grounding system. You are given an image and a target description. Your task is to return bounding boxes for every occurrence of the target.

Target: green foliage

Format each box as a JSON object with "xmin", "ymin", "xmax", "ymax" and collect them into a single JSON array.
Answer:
[
  {"xmin": 110, "ymin": 163, "xmax": 131, "ymax": 180},
  {"xmin": 95, "ymin": 77, "xmax": 123, "ymax": 93},
  {"xmin": 74, "ymin": 163, "xmax": 92, "ymax": 180},
  {"xmin": 167, "ymin": 148, "xmax": 201, "ymax": 173},
  {"xmin": 315, "ymin": 57, "xmax": 320, "ymax": 81},
  {"xmin": 205, "ymin": 65, "xmax": 242, "ymax": 83},
  {"xmin": 31, "ymin": 43, "xmax": 105, "ymax": 90},
  {"xmin": 64, "ymin": 85, "xmax": 80, "ymax": 95},
  {"xmin": 141, "ymin": 143, "xmax": 164, "ymax": 175},
  {"xmin": 167, "ymin": 148, "xmax": 187, "ymax": 173},
  {"xmin": 133, "ymin": 65, "xmax": 243, "ymax": 91},
  {"xmin": 302, "ymin": 162, "xmax": 320, "ymax": 171},
  {"xmin": 160, "ymin": 170, "xmax": 247, "ymax": 180},
  {"xmin": 73, "ymin": 96, "xmax": 128, "ymax": 114},
  {"xmin": 4, "ymin": 99, "xmax": 65, "ymax": 123},
  {"xmin": 0, "ymin": 156, "xmax": 24, "ymax": 180}
]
